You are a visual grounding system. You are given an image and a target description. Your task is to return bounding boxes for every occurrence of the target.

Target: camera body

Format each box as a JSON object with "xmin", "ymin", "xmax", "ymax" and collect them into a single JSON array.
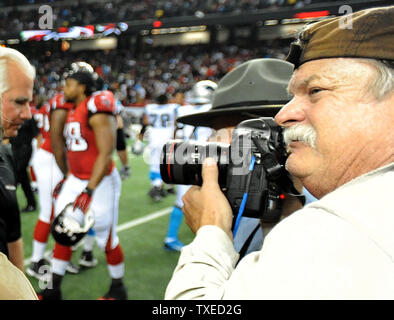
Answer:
[{"xmin": 160, "ymin": 117, "xmax": 298, "ymax": 222}]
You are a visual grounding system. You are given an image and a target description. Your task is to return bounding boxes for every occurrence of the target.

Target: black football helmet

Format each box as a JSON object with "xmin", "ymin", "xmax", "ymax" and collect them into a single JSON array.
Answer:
[
  {"xmin": 64, "ymin": 61, "xmax": 99, "ymax": 95},
  {"xmin": 70, "ymin": 61, "xmax": 94, "ymax": 73},
  {"xmin": 51, "ymin": 203, "xmax": 95, "ymax": 247}
]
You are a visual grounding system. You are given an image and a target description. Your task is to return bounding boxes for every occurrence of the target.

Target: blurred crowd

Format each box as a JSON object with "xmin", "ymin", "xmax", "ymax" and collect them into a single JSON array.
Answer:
[
  {"xmin": 0, "ymin": 0, "xmax": 335, "ymax": 35},
  {"xmin": 25, "ymin": 40, "xmax": 290, "ymax": 106}
]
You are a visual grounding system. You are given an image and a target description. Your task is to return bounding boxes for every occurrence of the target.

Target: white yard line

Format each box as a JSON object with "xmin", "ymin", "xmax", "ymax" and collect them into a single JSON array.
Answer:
[
  {"xmin": 24, "ymin": 206, "xmax": 172, "ymax": 266},
  {"xmin": 116, "ymin": 207, "xmax": 172, "ymax": 232}
]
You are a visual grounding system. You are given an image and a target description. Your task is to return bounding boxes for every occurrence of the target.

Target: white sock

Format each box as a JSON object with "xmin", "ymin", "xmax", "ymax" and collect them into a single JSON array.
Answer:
[
  {"xmin": 83, "ymin": 234, "xmax": 96, "ymax": 252},
  {"xmin": 107, "ymin": 263, "xmax": 124, "ymax": 279},
  {"xmin": 152, "ymin": 179, "xmax": 163, "ymax": 187},
  {"xmin": 51, "ymin": 258, "xmax": 68, "ymax": 276},
  {"xmin": 31, "ymin": 240, "xmax": 47, "ymax": 263}
]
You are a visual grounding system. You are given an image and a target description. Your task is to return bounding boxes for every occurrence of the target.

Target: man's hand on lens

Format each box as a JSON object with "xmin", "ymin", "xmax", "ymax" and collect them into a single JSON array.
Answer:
[{"xmin": 182, "ymin": 157, "xmax": 233, "ymax": 240}]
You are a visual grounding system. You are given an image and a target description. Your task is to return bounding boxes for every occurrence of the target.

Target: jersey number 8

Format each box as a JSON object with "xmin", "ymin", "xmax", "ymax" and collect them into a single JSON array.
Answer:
[{"xmin": 64, "ymin": 122, "xmax": 88, "ymax": 152}]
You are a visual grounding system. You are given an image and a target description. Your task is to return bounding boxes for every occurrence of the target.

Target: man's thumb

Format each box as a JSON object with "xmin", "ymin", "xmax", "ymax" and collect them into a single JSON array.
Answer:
[{"xmin": 202, "ymin": 157, "xmax": 219, "ymax": 187}]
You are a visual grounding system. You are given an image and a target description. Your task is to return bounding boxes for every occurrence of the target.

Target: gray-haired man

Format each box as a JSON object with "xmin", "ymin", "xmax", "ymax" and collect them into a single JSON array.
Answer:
[
  {"xmin": 0, "ymin": 46, "xmax": 37, "ymax": 299},
  {"xmin": 166, "ymin": 6, "xmax": 394, "ymax": 299}
]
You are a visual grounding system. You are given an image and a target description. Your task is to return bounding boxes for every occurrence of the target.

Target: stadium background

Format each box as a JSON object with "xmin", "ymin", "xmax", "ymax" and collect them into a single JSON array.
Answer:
[{"xmin": 1, "ymin": 0, "xmax": 390, "ymax": 299}]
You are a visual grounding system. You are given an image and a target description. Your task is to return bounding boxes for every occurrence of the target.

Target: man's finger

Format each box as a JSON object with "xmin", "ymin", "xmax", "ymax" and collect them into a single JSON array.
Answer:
[
  {"xmin": 201, "ymin": 157, "xmax": 220, "ymax": 188},
  {"xmin": 182, "ymin": 186, "xmax": 199, "ymax": 204}
]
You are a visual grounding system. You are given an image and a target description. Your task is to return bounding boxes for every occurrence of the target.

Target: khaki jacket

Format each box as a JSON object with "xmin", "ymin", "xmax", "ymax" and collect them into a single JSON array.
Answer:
[
  {"xmin": 0, "ymin": 252, "xmax": 37, "ymax": 300},
  {"xmin": 166, "ymin": 162, "xmax": 394, "ymax": 299}
]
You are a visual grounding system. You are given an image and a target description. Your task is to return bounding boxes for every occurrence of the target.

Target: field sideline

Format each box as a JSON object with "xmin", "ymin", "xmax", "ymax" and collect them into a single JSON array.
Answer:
[{"xmin": 18, "ymin": 144, "xmax": 195, "ymax": 300}]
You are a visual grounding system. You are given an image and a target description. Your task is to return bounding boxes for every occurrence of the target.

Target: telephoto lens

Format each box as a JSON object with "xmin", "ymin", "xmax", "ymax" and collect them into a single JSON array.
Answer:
[{"xmin": 160, "ymin": 140, "xmax": 229, "ymax": 187}]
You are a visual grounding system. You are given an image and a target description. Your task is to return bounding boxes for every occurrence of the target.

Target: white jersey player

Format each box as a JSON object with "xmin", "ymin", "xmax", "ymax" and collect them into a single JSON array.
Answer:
[
  {"xmin": 142, "ymin": 94, "xmax": 178, "ymax": 202},
  {"xmin": 164, "ymin": 81, "xmax": 217, "ymax": 251}
]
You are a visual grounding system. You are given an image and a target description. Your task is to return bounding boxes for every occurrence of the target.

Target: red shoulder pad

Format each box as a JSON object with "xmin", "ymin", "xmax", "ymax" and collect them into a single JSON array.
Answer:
[
  {"xmin": 87, "ymin": 91, "xmax": 115, "ymax": 115},
  {"xmin": 50, "ymin": 92, "xmax": 74, "ymax": 111},
  {"xmin": 39, "ymin": 102, "xmax": 51, "ymax": 116},
  {"xmin": 30, "ymin": 105, "xmax": 38, "ymax": 115}
]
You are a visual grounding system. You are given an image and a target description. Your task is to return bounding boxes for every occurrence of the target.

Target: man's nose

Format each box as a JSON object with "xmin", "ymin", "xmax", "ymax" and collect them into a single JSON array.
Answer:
[
  {"xmin": 20, "ymin": 103, "xmax": 32, "ymax": 120},
  {"xmin": 275, "ymin": 98, "xmax": 305, "ymax": 128}
]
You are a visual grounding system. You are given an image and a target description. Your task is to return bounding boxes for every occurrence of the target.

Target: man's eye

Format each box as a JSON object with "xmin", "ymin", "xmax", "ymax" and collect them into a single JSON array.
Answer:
[
  {"xmin": 14, "ymin": 99, "xmax": 29, "ymax": 106},
  {"xmin": 309, "ymin": 88, "xmax": 323, "ymax": 95}
]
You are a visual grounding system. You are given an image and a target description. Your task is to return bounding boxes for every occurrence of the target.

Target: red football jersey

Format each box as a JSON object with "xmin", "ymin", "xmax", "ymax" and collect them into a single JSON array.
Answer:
[
  {"xmin": 50, "ymin": 92, "xmax": 74, "ymax": 112},
  {"xmin": 36, "ymin": 92, "xmax": 74, "ymax": 153},
  {"xmin": 64, "ymin": 90, "xmax": 116, "ymax": 180},
  {"xmin": 34, "ymin": 102, "xmax": 52, "ymax": 152}
]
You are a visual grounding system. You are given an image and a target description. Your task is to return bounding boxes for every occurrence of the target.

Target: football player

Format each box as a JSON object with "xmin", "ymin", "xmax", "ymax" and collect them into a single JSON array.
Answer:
[
  {"xmin": 28, "ymin": 94, "xmax": 65, "ymax": 278},
  {"xmin": 115, "ymin": 99, "xmax": 131, "ymax": 180},
  {"xmin": 164, "ymin": 81, "xmax": 217, "ymax": 251},
  {"xmin": 38, "ymin": 70, "xmax": 127, "ymax": 300},
  {"xmin": 50, "ymin": 63, "xmax": 101, "ymax": 269},
  {"xmin": 96, "ymin": 81, "xmax": 130, "ymax": 180},
  {"xmin": 140, "ymin": 93, "xmax": 178, "ymax": 202},
  {"xmin": 28, "ymin": 92, "xmax": 86, "ymax": 278}
]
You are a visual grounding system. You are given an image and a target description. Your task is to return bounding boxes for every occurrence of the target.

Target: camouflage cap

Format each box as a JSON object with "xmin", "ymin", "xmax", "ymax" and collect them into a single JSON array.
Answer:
[{"xmin": 286, "ymin": 6, "xmax": 394, "ymax": 68}]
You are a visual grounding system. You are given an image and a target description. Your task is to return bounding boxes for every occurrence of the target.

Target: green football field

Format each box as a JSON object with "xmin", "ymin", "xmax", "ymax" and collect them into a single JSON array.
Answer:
[{"xmin": 18, "ymin": 142, "xmax": 195, "ymax": 300}]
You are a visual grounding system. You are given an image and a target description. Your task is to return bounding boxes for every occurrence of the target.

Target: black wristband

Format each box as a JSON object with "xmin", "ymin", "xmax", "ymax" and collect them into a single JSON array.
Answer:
[
  {"xmin": 84, "ymin": 187, "xmax": 94, "ymax": 196},
  {"xmin": 140, "ymin": 124, "xmax": 147, "ymax": 136}
]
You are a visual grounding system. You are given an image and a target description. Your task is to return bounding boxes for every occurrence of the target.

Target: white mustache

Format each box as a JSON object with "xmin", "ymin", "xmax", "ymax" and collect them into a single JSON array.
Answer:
[{"xmin": 283, "ymin": 124, "xmax": 317, "ymax": 149}]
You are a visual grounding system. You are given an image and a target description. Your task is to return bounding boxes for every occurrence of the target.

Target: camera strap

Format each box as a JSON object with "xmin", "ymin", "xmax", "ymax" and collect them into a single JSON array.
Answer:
[{"xmin": 232, "ymin": 156, "xmax": 256, "ymax": 237}]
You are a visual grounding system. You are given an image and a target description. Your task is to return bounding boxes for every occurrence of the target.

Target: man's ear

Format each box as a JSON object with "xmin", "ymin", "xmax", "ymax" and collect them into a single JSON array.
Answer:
[{"xmin": 79, "ymin": 84, "xmax": 87, "ymax": 96}]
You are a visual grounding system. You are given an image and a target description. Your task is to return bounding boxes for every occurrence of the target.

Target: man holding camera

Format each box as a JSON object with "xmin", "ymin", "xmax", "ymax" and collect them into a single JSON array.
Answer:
[
  {"xmin": 170, "ymin": 58, "xmax": 303, "ymax": 258},
  {"xmin": 166, "ymin": 6, "xmax": 394, "ymax": 299}
]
